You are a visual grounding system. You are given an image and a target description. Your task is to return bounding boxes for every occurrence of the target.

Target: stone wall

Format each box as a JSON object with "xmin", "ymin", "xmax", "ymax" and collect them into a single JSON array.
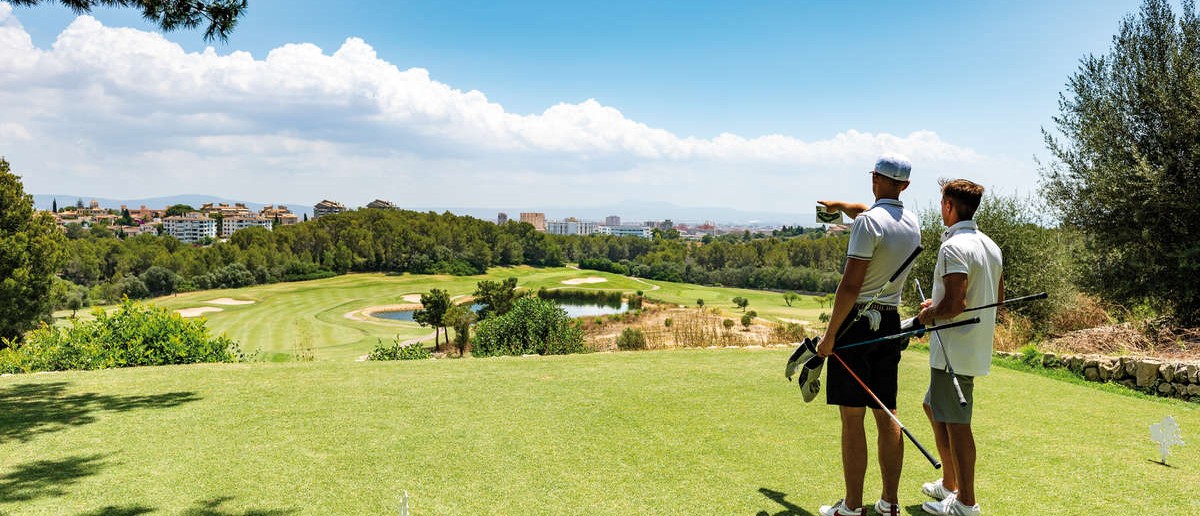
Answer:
[{"xmin": 994, "ymin": 350, "xmax": 1200, "ymax": 402}]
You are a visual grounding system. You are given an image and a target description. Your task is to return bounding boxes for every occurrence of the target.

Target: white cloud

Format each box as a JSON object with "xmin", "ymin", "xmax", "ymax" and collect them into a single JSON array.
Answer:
[{"xmin": 0, "ymin": 4, "xmax": 998, "ymax": 213}]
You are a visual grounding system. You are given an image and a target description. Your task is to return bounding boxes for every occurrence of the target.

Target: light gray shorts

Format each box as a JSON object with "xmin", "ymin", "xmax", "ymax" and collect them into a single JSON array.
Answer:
[{"xmin": 924, "ymin": 367, "xmax": 975, "ymax": 424}]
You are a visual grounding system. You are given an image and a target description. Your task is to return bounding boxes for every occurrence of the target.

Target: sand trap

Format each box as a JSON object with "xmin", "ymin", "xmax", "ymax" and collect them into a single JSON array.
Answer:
[
  {"xmin": 402, "ymin": 294, "xmax": 423, "ymax": 303},
  {"xmin": 562, "ymin": 277, "xmax": 608, "ymax": 285},
  {"xmin": 205, "ymin": 298, "xmax": 255, "ymax": 306},
  {"xmin": 177, "ymin": 307, "xmax": 223, "ymax": 318}
]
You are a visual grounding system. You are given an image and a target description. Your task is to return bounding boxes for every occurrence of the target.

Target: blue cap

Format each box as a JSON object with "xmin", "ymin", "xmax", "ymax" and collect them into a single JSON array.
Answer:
[{"xmin": 873, "ymin": 154, "xmax": 912, "ymax": 181}]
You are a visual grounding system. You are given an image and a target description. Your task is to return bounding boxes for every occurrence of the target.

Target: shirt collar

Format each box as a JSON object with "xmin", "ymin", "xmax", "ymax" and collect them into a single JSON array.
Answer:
[
  {"xmin": 941, "ymin": 220, "xmax": 978, "ymax": 242},
  {"xmin": 872, "ymin": 198, "xmax": 904, "ymax": 209}
]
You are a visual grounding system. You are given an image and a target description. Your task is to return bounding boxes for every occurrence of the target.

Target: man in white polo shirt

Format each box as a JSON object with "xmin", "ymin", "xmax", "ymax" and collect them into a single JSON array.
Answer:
[
  {"xmin": 794, "ymin": 154, "xmax": 920, "ymax": 516},
  {"xmin": 915, "ymin": 179, "xmax": 1003, "ymax": 516}
]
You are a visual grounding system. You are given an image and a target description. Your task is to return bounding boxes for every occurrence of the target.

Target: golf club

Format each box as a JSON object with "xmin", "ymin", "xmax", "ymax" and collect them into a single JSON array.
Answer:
[
  {"xmin": 833, "ymin": 317, "xmax": 981, "ymax": 352},
  {"xmin": 963, "ymin": 291, "xmax": 1047, "ymax": 313},
  {"xmin": 829, "ymin": 351, "xmax": 942, "ymax": 469},
  {"xmin": 900, "ymin": 292, "xmax": 1049, "ymax": 332},
  {"xmin": 916, "ymin": 279, "xmax": 968, "ymax": 407},
  {"xmin": 836, "ymin": 245, "xmax": 923, "ymax": 340}
]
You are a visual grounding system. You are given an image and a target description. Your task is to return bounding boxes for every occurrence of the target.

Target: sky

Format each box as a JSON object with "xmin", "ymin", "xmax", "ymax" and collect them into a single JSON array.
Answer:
[{"xmin": 0, "ymin": 0, "xmax": 1147, "ymax": 216}]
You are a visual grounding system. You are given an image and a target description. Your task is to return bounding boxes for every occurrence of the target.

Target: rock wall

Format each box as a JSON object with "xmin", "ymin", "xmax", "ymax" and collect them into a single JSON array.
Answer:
[{"xmin": 994, "ymin": 351, "xmax": 1200, "ymax": 401}]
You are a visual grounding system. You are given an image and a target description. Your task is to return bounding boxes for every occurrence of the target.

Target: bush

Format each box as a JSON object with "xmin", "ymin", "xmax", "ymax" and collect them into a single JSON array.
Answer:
[
  {"xmin": 0, "ymin": 299, "xmax": 241, "ymax": 373},
  {"xmin": 368, "ymin": 337, "xmax": 432, "ymax": 361},
  {"xmin": 771, "ymin": 322, "xmax": 809, "ymax": 343},
  {"xmin": 139, "ymin": 266, "xmax": 180, "ymax": 297},
  {"xmin": 117, "ymin": 276, "xmax": 150, "ymax": 300},
  {"xmin": 616, "ymin": 328, "xmax": 647, "ymax": 350},
  {"xmin": 471, "ymin": 297, "xmax": 586, "ymax": 357}
]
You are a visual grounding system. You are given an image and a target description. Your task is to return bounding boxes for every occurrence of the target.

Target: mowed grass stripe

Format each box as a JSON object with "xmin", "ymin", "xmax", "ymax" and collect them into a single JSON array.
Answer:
[{"xmin": 0, "ymin": 349, "xmax": 1195, "ymax": 514}]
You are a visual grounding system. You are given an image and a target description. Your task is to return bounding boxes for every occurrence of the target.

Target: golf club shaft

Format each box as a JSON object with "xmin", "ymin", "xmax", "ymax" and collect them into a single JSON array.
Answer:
[
  {"xmin": 831, "ymin": 352, "xmax": 942, "ymax": 469},
  {"xmin": 834, "ymin": 317, "xmax": 981, "ymax": 351},
  {"xmin": 962, "ymin": 292, "xmax": 1047, "ymax": 313},
  {"xmin": 917, "ymin": 279, "xmax": 967, "ymax": 408},
  {"xmin": 837, "ymin": 245, "xmax": 923, "ymax": 339}
]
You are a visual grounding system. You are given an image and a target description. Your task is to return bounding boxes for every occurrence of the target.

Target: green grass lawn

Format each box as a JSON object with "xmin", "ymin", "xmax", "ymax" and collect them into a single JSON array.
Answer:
[
  {"xmin": 68, "ymin": 267, "xmax": 830, "ymax": 361},
  {"xmin": 0, "ymin": 349, "xmax": 1195, "ymax": 514}
]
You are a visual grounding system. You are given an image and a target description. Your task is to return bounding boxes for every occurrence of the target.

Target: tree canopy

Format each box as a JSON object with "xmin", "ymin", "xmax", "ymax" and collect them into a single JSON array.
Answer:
[
  {"xmin": 11, "ymin": 0, "xmax": 247, "ymax": 41},
  {"xmin": 0, "ymin": 159, "xmax": 67, "ymax": 343},
  {"xmin": 1041, "ymin": 0, "xmax": 1200, "ymax": 324}
]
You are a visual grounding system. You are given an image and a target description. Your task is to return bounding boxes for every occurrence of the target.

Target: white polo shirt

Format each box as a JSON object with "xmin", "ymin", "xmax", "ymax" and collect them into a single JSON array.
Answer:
[
  {"xmin": 929, "ymin": 220, "xmax": 1003, "ymax": 377},
  {"xmin": 845, "ymin": 198, "xmax": 922, "ymax": 306}
]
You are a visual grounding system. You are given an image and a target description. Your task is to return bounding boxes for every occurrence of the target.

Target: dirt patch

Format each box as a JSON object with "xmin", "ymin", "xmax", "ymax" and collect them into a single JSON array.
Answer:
[
  {"xmin": 205, "ymin": 298, "xmax": 255, "ymax": 306},
  {"xmin": 402, "ymin": 294, "xmax": 423, "ymax": 303},
  {"xmin": 562, "ymin": 277, "xmax": 608, "ymax": 285},
  {"xmin": 176, "ymin": 307, "xmax": 223, "ymax": 318}
]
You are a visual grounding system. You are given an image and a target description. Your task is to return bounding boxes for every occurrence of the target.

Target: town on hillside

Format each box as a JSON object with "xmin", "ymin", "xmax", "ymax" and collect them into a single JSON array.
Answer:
[{"xmin": 43, "ymin": 198, "xmax": 833, "ymax": 245}]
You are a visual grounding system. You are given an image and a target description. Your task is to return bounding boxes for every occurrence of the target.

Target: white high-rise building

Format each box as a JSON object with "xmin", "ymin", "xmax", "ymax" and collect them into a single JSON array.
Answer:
[
  {"xmin": 163, "ymin": 213, "xmax": 217, "ymax": 244},
  {"xmin": 546, "ymin": 219, "xmax": 597, "ymax": 236},
  {"xmin": 221, "ymin": 216, "xmax": 274, "ymax": 238}
]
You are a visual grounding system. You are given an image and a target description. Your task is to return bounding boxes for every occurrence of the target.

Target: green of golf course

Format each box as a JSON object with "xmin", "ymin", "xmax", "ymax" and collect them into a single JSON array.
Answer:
[{"xmin": 0, "ymin": 348, "xmax": 1195, "ymax": 514}]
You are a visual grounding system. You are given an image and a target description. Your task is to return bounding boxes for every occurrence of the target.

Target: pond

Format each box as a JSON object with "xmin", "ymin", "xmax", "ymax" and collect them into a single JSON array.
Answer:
[{"xmin": 371, "ymin": 300, "xmax": 628, "ymax": 321}]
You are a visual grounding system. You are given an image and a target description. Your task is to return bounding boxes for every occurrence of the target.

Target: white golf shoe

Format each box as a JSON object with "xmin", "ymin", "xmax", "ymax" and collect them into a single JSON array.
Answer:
[
  {"xmin": 874, "ymin": 498, "xmax": 900, "ymax": 516},
  {"xmin": 922, "ymin": 478, "xmax": 956, "ymax": 500},
  {"xmin": 818, "ymin": 499, "xmax": 863, "ymax": 516}
]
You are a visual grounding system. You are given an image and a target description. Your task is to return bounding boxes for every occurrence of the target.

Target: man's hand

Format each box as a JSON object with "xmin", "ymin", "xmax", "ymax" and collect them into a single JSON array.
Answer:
[
  {"xmin": 818, "ymin": 200, "xmax": 869, "ymax": 219},
  {"xmin": 917, "ymin": 299, "xmax": 934, "ymax": 325},
  {"xmin": 817, "ymin": 330, "xmax": 835, "ymax": 357}
]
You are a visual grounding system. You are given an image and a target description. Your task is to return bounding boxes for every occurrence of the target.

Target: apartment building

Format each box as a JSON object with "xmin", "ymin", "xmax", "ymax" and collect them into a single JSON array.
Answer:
[
  {"xmin": 546, "ymin": 218, "xmax": 597, "ymax": 236},
  {"xmin": 314, "ymin": 200, "xmax": 347, "ymax": 218},
  {"xmin": 162, "ymin": 213, "xmax": 217, "ymax": 243},
  {"xmin": 221, "ymin": 216, "xmax": 273, "ymax": 238},
  {"xmin": 259, "ymin": 205, "xmax": 300, "ymax": 226},
  {"xmin": 597, "ymin": 225, "xmax": 653, "ymax": 239},
  {"xmin": 519, "ymin": 212, "xmax": 546, "ymax": 231}
]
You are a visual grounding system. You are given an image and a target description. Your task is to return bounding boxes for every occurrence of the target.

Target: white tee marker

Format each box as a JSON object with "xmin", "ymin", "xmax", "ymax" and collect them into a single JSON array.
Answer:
[{"xmin": 1150, "ymin": 415, "xmax": 1184, "ymax": 465}]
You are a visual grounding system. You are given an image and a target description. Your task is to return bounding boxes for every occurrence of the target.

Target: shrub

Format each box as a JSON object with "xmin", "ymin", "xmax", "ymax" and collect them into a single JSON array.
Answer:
[
  {"xmin": 0, "ymin": 299, "xmax": 240, "ymax": 373},
  {"xmin": 471, "ymin": 297, "xmax": 586, "ymax": 357},
  {"xmin": 139, "ymin": 266, "xmax": 180, "ymax": 297},
  {"xmin": 722, "ymin": 319, "xmax": 735, "ymax": 331},
  {"xmin": 771, "ymin": 322, "xmax": 809, "ymax": 343},
  {"xmin": 663, "ymin": 318, "xmax": 673, "ymax": 328},
  {"xmin": 616, "ymin": 328, "xmax": 647, "ymax": 351},
  {"xmin": 741, "ymin": 313, "xmax": 753, "ymax": 330},
  {"xmin": 368, "ymin": 337, "xmax": 432, "ymax": 361}
]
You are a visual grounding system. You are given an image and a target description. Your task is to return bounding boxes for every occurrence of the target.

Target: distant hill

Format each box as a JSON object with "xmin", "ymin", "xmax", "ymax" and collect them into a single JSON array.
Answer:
[
  {"xmin": 32, "ymin": 195, "xmax": 817, "ymax": 226},
  {"xmin": 33, "ymin": 194, "xmax": 314, "ymax": 220}
]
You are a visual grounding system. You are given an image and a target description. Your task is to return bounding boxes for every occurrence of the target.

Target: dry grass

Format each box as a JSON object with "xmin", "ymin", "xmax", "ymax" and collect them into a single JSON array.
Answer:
[
  {"xmin": 1042, "ymin": 320, "xmax": 1200, "ymax": 360},
  {"xmin": 1048, "ymin": 293, "xmax": 1112, "ymax": 335},
  {"xmin": 581, "ymin": 304, "xmax": 783, "ymax": 351}
]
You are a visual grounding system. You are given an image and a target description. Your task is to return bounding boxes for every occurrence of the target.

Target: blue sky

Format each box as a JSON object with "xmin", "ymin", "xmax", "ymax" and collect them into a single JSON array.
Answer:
[{"xmin": 1, "ymin": 1, "xmax": 1147, "ymax": 215}]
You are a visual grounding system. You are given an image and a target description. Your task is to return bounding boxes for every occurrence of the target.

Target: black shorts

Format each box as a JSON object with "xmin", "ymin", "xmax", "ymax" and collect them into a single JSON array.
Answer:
[{"xmin": 826, "ymin": 308, "xmax": 903, "ymax": 409}]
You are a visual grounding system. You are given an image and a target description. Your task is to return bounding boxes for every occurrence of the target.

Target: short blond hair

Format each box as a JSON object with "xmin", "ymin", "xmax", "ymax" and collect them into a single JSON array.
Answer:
[{"xmin": 940, "ymin": 179, "xmax": 984, "ymax": 220}]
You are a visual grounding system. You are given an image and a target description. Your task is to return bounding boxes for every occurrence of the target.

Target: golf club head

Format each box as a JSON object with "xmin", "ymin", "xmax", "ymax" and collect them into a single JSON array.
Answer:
[
  {"xmin": 900, "ymin": 316, "xmax": 924, "ymax": 332},
  {"xmin": 784, "ymin": 337, "xmax": 813, "ymax": 381}
]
